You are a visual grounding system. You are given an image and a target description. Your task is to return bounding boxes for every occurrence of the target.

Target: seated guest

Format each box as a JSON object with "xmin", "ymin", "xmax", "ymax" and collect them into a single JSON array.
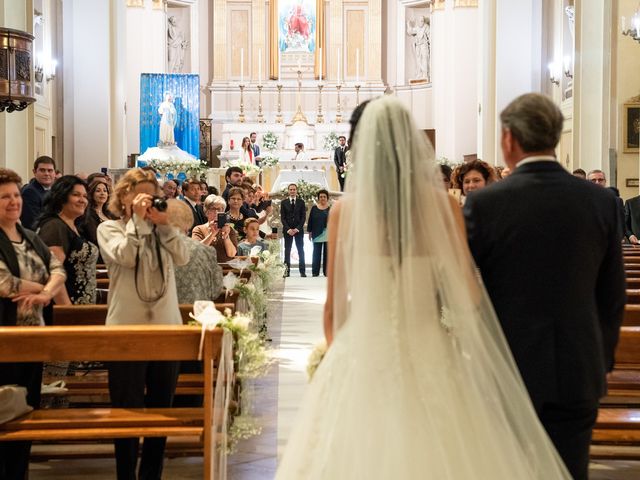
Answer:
[
  {"xmin": 21, "ymin": 156, "xmax": 56, "ymax": 229},
  {"xmin": 0, "ymin": 168, "xmax": 66, "ymax": 480},
  {"xmin": 36, "ymin": 175, "xmax": 98, "ymax": 304},
  {"xmin": 237, "ymin": 218, "xmax": 268, "ymax": 256},
  {"xmin": 199, "ymin": 181, "xmax": 209, "ymax": 203},
  {"xmin": 181, "ymin": 179, "xmax": 206, "ymax": 234},
  {"xmin": 207, "ymin": 185, "xmax": 219, "ymax": 196},
  {"xmin": 169, "ymin": 199, "xmax": 223, "ymax": 302},
  {"xmin": 222, "ymin": 166, "xmax": 244, "ymax": 202},
  {"xmin": 162, "ymin": 179, "xmax": 178, "ymax": 199},
  {"xmin": 192, "ymin": 194, "xmax": 238, "ymax": 262},
  {"xmin": 501, "ymin": 166, "xmax": 512, "ymax": 178},
  {"xmin": 451, "ymin": 159, "xmax": 497, "ymax": 203},
  {"xmin": 97, "ymin": 168, "xmax": 188, "ymax": 480},
  {"xmin": 226, "ymin": 187, "xmax": 248, "ymax": 240},
  {"xmin": 572, "ymin": 168, "xmax": 586, "ymax": 179},
  {"xmin": 588, "ymin": 170, "xmax": 625, "ymax": 239},
  {"xmin": 81, "ymin": 178, "xmax": 114, "ymax": 262},
  {"xmin": 626, "ymin": 194, "xmax": 640, "ymax": 244},
  {"xmin": 307, "ymin": 189, "xmax": 330, "ymax": 277}
]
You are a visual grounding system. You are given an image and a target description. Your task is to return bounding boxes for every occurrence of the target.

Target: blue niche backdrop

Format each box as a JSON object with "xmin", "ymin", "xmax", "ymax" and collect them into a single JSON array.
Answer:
[{"xmin": 140, "ymin": 73, "xmax": 200, "ymax": 158}]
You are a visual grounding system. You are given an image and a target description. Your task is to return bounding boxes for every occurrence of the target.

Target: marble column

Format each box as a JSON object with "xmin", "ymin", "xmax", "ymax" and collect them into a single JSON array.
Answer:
[{"xmin": 212, "ymin": 0, "xmax": 227, "ymax": 81}]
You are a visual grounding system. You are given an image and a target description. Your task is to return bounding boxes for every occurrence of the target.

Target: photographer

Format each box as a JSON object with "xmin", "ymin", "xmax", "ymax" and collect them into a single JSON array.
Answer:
[
  {"xmin": 191, "ymin": 194, "xmax": 238, "ymax": 262},
  {"xmin": 96, "ymin": 168, "xmax": 189, "ymax": 480}
]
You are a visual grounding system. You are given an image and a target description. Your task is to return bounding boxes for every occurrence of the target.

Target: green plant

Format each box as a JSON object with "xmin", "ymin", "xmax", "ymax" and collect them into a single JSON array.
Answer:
[
  {"xmin": 262, "ymin": 131, "xmax": 279, "ymax": 152},
  {"xmin": 322, "ymin": 132, "xmax": 340, "ymax": 151}
]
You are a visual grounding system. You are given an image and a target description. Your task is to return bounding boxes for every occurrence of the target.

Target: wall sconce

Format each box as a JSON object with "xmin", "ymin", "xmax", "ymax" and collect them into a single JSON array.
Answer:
[
  {"xmin": 548, "ymin": 62, "xmax": 560, "ymax": 86},
  {"xmin": 622, "ymin": 9, "xmax": 640, "ymax": 44},
  {"xmin": 563, "ymin": 56, "xmax": 573, "ymax": 79}
]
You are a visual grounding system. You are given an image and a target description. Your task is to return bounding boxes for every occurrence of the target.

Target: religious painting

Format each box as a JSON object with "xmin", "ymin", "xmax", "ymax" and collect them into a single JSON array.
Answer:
[
  {"xmin": 278, "ymin": 0, "xmax": 317, "ymax": 53},
  {"xmin": 624, "ymin": 102, "xmax": 640, "ymax": 153}
]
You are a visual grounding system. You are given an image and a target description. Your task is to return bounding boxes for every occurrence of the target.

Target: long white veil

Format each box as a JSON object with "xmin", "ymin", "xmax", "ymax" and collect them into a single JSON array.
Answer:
[{"xmin": 276, "ymin": 96, "xmax": 570, "ymax": 479}]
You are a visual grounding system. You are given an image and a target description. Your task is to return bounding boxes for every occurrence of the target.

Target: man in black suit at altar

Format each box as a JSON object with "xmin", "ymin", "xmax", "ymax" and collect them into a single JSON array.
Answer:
[
  {"xmin": 334, "ymin": 135, "xmax": 348, "ymax": 191},
  {"xmin": 464, "ymin": 93, "xmax": 625, "ymax": 480},
  {"xmin": 281, "ymin": 183, "xmax": 307, "ymax": 277}
]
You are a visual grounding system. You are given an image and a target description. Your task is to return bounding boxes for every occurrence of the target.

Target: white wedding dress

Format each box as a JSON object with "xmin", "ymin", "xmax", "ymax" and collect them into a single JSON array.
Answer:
[{"xmin": 276, "ymin": 97, "xmax": 571, "ymax": 479}]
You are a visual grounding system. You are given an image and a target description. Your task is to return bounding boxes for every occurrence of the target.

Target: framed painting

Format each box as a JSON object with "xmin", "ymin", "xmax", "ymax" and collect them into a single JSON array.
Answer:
[
  {"xmin": 624, "ymin": 102, "xmax": 640, "ymax": 153},
  {"xmin": 270, "ymin": 0, "xmax": 325, "ymax": 79}
]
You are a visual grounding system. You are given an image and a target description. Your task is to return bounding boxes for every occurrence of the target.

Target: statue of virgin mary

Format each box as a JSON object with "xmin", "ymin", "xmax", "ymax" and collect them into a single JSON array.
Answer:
[{"xmin": 158, "ymin": 91, "xmax": 177, "ymax": 146}]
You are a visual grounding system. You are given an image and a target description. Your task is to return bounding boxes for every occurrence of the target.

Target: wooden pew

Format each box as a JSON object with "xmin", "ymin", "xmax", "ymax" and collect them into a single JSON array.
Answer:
[
  {"xmin": 0, "ymin": 325, "xmax": 226, "ymax": 479},
  {"xmin": 624, "ymin": 306, "xmax": 640, "ymax": 327}
]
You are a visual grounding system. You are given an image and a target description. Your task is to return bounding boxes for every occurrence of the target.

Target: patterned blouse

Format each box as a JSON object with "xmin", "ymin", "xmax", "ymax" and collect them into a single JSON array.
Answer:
[
  {"xmin": 175, "ymin": 237, "xmax": 224, "ymax": 303},
  {"xmin": 0, "ymin": 239, "xmax": 66, "ymax": 326}
]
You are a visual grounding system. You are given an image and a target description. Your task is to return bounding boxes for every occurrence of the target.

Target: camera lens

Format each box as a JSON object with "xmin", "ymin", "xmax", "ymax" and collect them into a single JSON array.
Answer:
[{"xmin": 152, "ymin": 196, "xmax": 168, "ymax": 212}]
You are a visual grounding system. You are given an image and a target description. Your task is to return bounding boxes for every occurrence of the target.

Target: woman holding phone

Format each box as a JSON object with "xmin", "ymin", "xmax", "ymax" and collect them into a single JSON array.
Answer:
[{"xmin": 191, "ymin": 194, "xmax": 237, "ymax": 262}]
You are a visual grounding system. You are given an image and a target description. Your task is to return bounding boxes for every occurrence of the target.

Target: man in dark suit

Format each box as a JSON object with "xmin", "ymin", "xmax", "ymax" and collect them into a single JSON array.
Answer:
[
  {"xmin": 625, "ymin": 194, "xmax": 640, "ymax": 244},
  {"xmin": 464, "ymin": 93, "xmax": 625, "ymax": 480},
  {"xmin": 21, "ymin": 156, "xmax": 56, "ymax": 229},
  {"xmin": 181, "ymin": 179, "xmax": 206, "ymax": 234},
  {"xmin": 221, "ymin": 166, "xmax": 244, "ymax": 203},
  {"xmin": 333, "ymin": 135, "xmax": 347, "ymax": 191},
  {"xmin": 281, "ymin": 183, "xmax": 306, "ymax": 277},
  {"xmin": 250, "ymin": 132, "xmax": 261, "ymax": 165}
]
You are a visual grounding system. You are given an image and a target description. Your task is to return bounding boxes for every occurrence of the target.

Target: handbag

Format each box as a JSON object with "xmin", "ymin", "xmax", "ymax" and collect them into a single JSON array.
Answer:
[{"xmin": 0, "ymin": 385, "xmax": 33, "ymax": 424}]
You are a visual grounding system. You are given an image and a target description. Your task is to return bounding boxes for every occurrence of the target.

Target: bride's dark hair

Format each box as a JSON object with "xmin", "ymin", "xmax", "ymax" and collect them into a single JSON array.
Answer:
[{"xmin": 347, "ymin": 99, "xmax": 372, "ymax": 151}]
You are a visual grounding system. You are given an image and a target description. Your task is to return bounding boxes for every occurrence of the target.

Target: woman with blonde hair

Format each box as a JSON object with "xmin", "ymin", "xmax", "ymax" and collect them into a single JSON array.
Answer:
[{"xmin": 97, "ymin": 168, "xmax": 189, "ymax": 480}]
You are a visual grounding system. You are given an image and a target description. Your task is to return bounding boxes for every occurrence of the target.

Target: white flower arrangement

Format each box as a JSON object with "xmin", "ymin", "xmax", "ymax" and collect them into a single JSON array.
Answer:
[
  {"xmin": 262, "ymin": 131, "xmax": 279, "ymax": 152},
  {"xmin": 260, "ymin": 153, "xmax": 280, "ymax": 169},
  {"xmin": 307, "ymin": 340, "xmax": 328, "ymax": 380},
  {"xmin": 225, "ymin": 160, "xmax": 262, "ymax": 177},
  {"xmin": 280, "ymin": 180, "xmax": 322, "ymax": 202},
  {"xmin": 322, "ymin": 132, "xmax": 340, "ymax": 151},
  {"xmin": 147, "ymin": 159, "xmax": 207, "ymax": 178}
]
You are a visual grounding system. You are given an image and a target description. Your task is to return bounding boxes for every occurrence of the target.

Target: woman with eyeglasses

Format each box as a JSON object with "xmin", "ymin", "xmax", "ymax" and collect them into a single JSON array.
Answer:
[{"xmin": 191, "ymin": 194, "xmax": 237, "ymax": 262}]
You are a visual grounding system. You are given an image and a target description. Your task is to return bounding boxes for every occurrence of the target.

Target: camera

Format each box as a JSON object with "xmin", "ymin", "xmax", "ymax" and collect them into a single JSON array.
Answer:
[
  {"xmin": 217, "ymin": 212, "xmax": 230, "ymax": 228},
  {"xmin": 151, "ymin": 196, "xmax": 168, "ymax": 212}
]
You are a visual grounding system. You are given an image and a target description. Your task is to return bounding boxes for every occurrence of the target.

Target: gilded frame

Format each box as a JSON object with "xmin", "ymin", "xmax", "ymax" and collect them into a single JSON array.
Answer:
[
  {"xmin": 270, "ymin": 0, "xmax": 325, "ymax": 80},
  {"xmin": 623, "ymin": 102, "xmax": 640, "ymax": 153}
]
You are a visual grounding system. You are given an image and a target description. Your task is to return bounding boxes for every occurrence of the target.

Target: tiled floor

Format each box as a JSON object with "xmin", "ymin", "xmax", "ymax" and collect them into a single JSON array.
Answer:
[{"xmin": 26, "ymin": 274, "xmax": 640, "ymax": 478}]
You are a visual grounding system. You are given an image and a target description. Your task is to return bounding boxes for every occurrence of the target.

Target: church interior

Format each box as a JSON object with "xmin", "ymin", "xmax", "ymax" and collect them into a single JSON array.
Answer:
[{"xmin": 1, "ymin": 0, "xmax": 640, "ymax": 479}]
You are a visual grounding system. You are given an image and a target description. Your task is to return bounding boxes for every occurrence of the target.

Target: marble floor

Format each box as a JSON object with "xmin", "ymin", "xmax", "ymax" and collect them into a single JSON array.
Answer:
[{"xmin": 25, "ymin": 273, "xmax": 640, "ymax": 478}]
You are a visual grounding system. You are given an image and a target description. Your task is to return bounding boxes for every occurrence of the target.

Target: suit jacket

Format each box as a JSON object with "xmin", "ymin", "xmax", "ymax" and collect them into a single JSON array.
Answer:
[
  {"xmin": 334, "ymin": 146, "xmax": 347, "ymax": 170},
  {"xmin": 182, "ymin": 198, "xmax": 206, "ymax": 233},
  {"xmin": 251, "ymin": 143, "xmax": 260, "ymax": 159},
  {"xmin": 20, "ymin": 179, "xmax": 48, "ymax": 229},
  {"xmin": 625, "ymin": 195, "xmax": 640, "ymax": 239},
  {"xmin": 464, "ymin": 160, "xmax": 625, "ymax": 408},
  {"xmin": 281, "ymin": 197, "xmax": 306, "ymax": 233}
]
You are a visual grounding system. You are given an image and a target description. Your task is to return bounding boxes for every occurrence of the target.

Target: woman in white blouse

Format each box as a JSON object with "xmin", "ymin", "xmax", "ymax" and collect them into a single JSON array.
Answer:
[
  {"xmin": 238, "ymin": 136, "xmax": 254, "ymax": 164},
  {"xmin": 97, "ymin": 168, "xmax": 189, "ymax": 480}
]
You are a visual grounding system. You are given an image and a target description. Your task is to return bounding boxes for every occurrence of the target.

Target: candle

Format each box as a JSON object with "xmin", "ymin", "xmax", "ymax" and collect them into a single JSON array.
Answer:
[
  {"xmin": 622, "ymin": 16, "xmax": 627, "ymax": 32},
  {"xmin": 318, "ymin": 47, "xmax": 323, "ymax": 81},
  {"xmin": 298, "ymin": 58, "xmax": 302, "ymax": 72},
  {"xmin": 278, "ymin": 49, "xmax": 282, "ymax": 83},
  {"xmin": 258, "ymin": 48, "xmax": 262, "ymax": 86},
  {"xmin": 337, "ymin": 49, "xmax": 341, "ymax": 84},
  {"xmin": 356, "ymin": 49, "xmax": 360, "ymax": 83},
  {"xmin": 240, "ymin": 48, "xmax": 244, "ymax": 83}
]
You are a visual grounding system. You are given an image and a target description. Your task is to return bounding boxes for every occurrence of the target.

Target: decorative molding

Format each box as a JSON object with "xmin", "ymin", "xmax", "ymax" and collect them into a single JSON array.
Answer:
[
  {"xmin": 127, "ymin": 0, "xmax": 145, "ymax": 7},
  {"xmin": 0, "ymin": 50, "xmax": 7, "ymax": 79},
  {"xmin": 432, "ymin": 0, "xmax": 445, "ymax": 10},
  {"xmin": 454, "ymin": 0, "xmax": 477, "ymax": 7}
]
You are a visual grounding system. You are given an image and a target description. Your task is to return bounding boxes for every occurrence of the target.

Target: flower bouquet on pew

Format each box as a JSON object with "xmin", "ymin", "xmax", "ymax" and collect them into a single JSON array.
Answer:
[{"xmin": 307, "ymin": 340, "xmax": 328, "ymax": 381}]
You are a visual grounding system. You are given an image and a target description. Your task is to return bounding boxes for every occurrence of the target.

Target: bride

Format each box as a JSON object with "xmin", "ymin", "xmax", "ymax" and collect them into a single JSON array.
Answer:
[{"xmin": 275, "ymin": 96, "xmax": 571, "ymax": 479}]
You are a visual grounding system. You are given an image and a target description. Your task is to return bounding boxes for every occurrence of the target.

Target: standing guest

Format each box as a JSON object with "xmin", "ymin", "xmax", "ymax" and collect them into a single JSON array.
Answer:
[
  {"xmin": 439, "ymin": 164, "xmax": 453, "ymax": 190},
  {"xmin": 81, "ymin": 178, "xmax": 114, "ymax": 254},
  {"xmin": 239, "ymin": 136, "xmax": 254, "ymax": 164},
  {"xmin": 0, "ymin": 168, "xmax": 66, "ymax": 480},
  {"xmin": 281, "ymin": 183, "xmax": 306, "ymax": 277},
  {"xmin": 452, "ymin": 159, "xmax": 496, "ymax": 203},
  {"xmin": 20, "ymin": 156, "xmax": 56, "ymax": 229},
  {"xmin": 207, "ymin": 185, "xmax": 219, "ymax": 196},
  {"xmin": 625, "ymin": 194, "xmax": 640, "ymax": 244},
  {"xmin": 237, "ymin": 218, "xmax": 268, "ymax": 256},
  {"xmin": 227, "ymin": 187, "xmax": 248, "ymax": 240},
  {"xmin": 162, "ymin": 179, "xmax": 178, "ymax": 199},
  {"xmin": 307, "ymin": 189, "xmax": 330, "ymax": 277},
  {"xmin": 192, "ymin": 194, "xmax": 237, "ymax": 262},
  {"xmin": 250, "ymin": 132, "xmax": 261, "ymax": 164},
  {"xmin": 97, "ymin": 168, "xmax": 189, "ymax": 480},
  {"xmin": 222, "ymin": 166, "xmax": 244, "ymax": 202},
  {"xmin": 587, "ymin": 170, "xmax": 625, "ymax": 239},
  {"xmin": 199, "ymin": 181, "xmax": 209, "ymax": 203},
  {"xmin": 181, "ymin": 179, "xmax": 206, "ymax": 234},
  {"xmin": 293, "ymin": 143, "xmax": 308, "ymax": 161},
  {"xmin": 464, "ymin": 93, "xmax": 625, "ymax": 480},
  {"xmin": 36, "ymin": 176, "xmax": 98, "ymax": 305},
  {"xmin": 587, "ymin": 169, "xmax": 607, "ymax": 186},
  {"xmin": 169, "ymin": 199, "xmax": 223, "ymax": 303},
  {"xmin": 572, "ymin": 168, "xmax": 587, "ymax": 179},
  {"xmin": 334, "ymin": 135, "xmax": 348, "ymax": 191},
  {"xmin": 54, "ymin": 169, "xmax": 63, "ymax": 180}
]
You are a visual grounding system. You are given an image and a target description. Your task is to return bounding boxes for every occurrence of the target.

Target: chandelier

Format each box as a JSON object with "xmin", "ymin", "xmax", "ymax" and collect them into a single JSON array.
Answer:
[
  {"xmin": 622, "ymin": 6, "xmax": 640, "ymax": 44},
  {"xmin": 0, "ymin": 28, "xmax": 36, "ymax": 113}
]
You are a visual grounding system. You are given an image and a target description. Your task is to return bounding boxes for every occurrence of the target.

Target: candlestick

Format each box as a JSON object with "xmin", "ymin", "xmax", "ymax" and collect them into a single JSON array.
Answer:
[
  {"xmin": 257, "ymin": 85, "xmax": 265, "ymax": 123},
  {"xmin": 335, "ymin": 84, "xmax": 342, "ymax": 124},
  {"xmin": 337, "ymin": 49, "xmax": 341, "ymax": 84},
  {"xmin": 240, "ymin": 48, "xmax": 244, "ymax": 83},
  {"xmin": 258, "ymin": 48, "xmax": 262, "ymax": 86},
  {"xmin": 278, "ymin": 50, "xmax": 282, "ymax": 82},
  {"xmin": 275, "ymin": 84, "xmax": 284, "ymax": 124},
  {"xmin": 316, "ymin": 84, "xmax": 324, "ymax": 124},
  {"xmin": 238, "ymin": 84, "xmax": 246, "ymax": 123},
  {"xmin": 356, "ymin": 49, "xmax": 360, "ymax": 83},
  {"xmin": 318, "ymin": 47, "xmax": 323, "ymax": 81},
  {"xmin": 355, "ymin": 84, "xmax": 361, "ymax": 108},
  {"xmin": 291, "ymin": 69, "xmax": 308, "ymax": 124}
]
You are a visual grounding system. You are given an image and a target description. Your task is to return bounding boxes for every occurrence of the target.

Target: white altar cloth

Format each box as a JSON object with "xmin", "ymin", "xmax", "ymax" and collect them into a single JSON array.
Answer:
[{"xmin": 270, "ymin": 169, "xmax": 328, "ymax": 193}]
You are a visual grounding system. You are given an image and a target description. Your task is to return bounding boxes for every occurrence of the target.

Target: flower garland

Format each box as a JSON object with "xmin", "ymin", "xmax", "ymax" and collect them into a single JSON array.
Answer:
[
  {"xmin": 307, "ymin": 340, "xmax": 328, "ymax": 380},
  {"xmin": 147, "ymin": 159, "xmax": 207, "ymax": 178}
]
